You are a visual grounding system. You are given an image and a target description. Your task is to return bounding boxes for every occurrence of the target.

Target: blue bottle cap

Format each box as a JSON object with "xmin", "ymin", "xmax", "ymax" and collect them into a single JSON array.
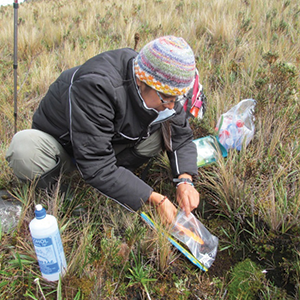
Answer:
[{"xmin": 35, "ymin": 204, "xmax": 46, "ymax": 219}]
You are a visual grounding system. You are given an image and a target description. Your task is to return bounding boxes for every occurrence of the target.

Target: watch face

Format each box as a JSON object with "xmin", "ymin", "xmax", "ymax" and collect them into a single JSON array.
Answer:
[
  {"xmin": 173, "ymin": 178, "xmax": 193, "ymax": 185},
  {"xmin": 181, "ymin": 178, "xmax": 192, "ymax": 183}
]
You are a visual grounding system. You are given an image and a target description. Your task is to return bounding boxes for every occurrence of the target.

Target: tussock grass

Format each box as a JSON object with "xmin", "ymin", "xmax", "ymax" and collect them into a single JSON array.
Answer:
[{"xmin": 1, "ymin": 0, "xmax": 300, "ymax": 298}]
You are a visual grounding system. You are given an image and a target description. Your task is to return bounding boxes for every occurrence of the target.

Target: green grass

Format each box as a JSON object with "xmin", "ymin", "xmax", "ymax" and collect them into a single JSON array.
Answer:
[{"xmin": 1, "ymin": 0, "xmax": 300, "ymax": 299}]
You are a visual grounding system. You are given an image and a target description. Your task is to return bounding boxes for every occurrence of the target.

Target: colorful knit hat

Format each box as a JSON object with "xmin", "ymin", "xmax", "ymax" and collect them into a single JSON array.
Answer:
[{"xmin": 134, "ymin": 36, "xmax": 196, "ymax": 96}]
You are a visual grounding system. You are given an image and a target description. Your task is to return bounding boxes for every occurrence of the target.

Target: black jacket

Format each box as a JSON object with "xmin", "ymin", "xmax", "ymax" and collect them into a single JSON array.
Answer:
[{"xmin": 32, "ymin": 48, "xmax": 197, "ymax": 211}]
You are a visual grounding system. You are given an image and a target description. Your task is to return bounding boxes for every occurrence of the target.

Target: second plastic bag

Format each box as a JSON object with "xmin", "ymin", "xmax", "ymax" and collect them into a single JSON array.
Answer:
[
  {"xmin": 216, "ymin": 99, "xmax": 256, "ymax": 151},
  {"xmin": 171, "ymin": 210, "xmax": 218, "ymax": 269}
]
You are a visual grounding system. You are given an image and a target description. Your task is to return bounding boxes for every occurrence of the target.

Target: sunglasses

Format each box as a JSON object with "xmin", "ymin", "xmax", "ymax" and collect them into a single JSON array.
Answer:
[{"xmin": 156, "ymin": 91, "xmax": 180, "ymax": 105}]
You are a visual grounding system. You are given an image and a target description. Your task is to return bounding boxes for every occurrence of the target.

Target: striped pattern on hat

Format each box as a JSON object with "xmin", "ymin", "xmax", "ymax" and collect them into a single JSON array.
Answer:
[{"xmin": 134, "ymin": 36, "xmax": 196, "ymax": 96}]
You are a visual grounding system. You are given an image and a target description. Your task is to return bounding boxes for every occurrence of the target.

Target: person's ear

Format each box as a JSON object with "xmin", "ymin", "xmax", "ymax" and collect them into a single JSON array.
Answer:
[{"xmin": 136, "ymin": 77, "xmax": 141, "ymax": 87}]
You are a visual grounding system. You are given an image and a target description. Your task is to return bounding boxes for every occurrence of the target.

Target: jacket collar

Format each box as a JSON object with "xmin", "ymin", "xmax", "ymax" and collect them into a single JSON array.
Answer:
[{"xmin": 125, "ymin": 59, "xmax": 159, "ymax": 127}]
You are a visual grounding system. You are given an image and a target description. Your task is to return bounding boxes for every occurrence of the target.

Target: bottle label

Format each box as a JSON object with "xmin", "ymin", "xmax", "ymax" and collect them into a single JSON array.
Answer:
[{"xmin": 32, "ymin": 231, "xmax": 62, "ymax": 275}]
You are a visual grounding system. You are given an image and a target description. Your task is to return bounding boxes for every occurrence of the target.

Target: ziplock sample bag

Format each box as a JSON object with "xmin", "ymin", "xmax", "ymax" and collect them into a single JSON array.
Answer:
[
  {"xmin": 216, "ymin": 99, "xmax": 256, "ymax": 151},
  {"xmin": 141, "ymin": 212, "xmax": 208, "ymax": 270},
  {"xmin": 171, "ymin": 210, "xmax": 218, "ymax": 269}
]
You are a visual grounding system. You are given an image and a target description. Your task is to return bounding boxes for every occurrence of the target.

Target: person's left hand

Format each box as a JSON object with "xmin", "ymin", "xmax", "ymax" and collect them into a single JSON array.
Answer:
[{"xmin": 176, "ymin": 177, "xmax": 199, "ymax": 216}]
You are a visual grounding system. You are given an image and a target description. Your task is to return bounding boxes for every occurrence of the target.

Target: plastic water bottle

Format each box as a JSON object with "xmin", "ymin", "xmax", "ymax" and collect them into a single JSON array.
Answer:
[
  {"xmin": 29, "ymin": 204, "xmax": 67, "ymax": 281},
  {"xmin": 226, "ymin": 124, "xmax": 239, "ymax": 149}
]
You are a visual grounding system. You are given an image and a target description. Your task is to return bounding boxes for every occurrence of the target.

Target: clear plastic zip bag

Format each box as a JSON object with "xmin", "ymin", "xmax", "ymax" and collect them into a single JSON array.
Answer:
[
  {"xmin": 171, "ymin": 210, "xmax": 219, "ymax": 269},
  {"xmin": 216, "ymin": 99, "xmax": 256, "ymax": 151}
]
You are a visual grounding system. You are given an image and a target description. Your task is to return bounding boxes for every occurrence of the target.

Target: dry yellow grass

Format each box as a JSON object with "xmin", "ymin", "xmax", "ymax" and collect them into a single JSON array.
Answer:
[{"xmin": 0, "ymin": 0, "xmax": 300, "ymax": 298}]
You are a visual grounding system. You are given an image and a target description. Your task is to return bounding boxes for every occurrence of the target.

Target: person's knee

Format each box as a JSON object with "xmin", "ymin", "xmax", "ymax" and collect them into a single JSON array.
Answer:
[{"xmin": 5, "ymin": 129, "xmax": 58, "ymax": 180}]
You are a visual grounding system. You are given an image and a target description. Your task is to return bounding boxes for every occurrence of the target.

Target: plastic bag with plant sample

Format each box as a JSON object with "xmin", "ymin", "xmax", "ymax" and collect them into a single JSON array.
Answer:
[
  {"xmin": 216, "ymin": 99, "xmax": 256, "ymax": 151},
  {"xmin": 171, "ymin": 210, "xmax": 218, "ymax": 269}
]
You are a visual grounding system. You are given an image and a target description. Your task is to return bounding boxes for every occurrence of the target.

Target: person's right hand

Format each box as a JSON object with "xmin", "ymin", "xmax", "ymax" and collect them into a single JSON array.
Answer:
[{"xmin": 148, "ymin": 192, "xmax": 177, "ymax": 224}]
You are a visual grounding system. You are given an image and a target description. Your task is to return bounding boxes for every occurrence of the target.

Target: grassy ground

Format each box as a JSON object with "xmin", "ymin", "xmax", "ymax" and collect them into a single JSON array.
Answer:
[{"xmin": 0, "ymin": 0, "xmax": 299, "ymax": 299}]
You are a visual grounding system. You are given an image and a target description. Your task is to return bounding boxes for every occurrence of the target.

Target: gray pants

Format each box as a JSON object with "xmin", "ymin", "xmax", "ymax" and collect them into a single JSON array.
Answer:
[{"xmin": 5, "ymin": 129, "xmax": 162, "ymax": 181}]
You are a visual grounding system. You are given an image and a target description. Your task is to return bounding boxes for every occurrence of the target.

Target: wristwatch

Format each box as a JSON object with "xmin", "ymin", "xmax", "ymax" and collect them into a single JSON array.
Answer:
[
  {"xmin": 173, "ymin": 178, "xmax": 194, "ymax": 189},
  {"xmin": 173, "ymin": 178, "xmax": 193, "ymax": 184}
]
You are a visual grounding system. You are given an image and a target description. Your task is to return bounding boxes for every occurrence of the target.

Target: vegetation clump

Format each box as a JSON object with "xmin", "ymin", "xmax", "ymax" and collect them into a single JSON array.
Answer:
[{"xmin": 227, "ymin": 258, "xmax": 264, "ymax": 300}]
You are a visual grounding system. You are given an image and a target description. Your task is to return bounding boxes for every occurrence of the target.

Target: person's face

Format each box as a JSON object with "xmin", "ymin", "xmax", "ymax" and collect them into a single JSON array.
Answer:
[{"xmin": 136, "ymin": 78, "xmax": 177, "ymax": 112}]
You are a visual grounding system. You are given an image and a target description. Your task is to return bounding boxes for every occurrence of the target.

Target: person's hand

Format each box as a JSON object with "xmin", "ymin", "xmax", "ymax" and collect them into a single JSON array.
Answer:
[
  {"xmin": 175, "ymin": 175, "xmax": 199, "ymax": 216},
  {"xmin": 148, "ymin": 192, "xmax": 177, "ymax": 224}
]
